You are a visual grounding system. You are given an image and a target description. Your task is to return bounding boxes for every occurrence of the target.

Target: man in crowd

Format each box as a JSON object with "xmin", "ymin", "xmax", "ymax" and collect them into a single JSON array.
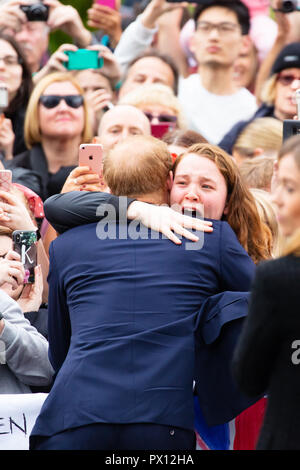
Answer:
[
  {"xmin": 96, "ymin": 104, "xmax": 151, "ymax": 155},
  {"xmin": 0, "ymin": 0, "xmax": 94, "ymax": 73},
  {"xmin": 178, "ymin": 0, "xmax": 257, "ymax": 144},
  {"xmin": 30, "ymin": 134, "xmax": 255, "ymax": 450}
]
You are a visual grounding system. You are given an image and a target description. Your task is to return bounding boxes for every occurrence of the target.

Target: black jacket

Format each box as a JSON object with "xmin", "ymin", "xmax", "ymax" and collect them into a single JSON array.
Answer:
[
  {"xmin": 232, "ymin": 254, "xmax": 300, "ymax": 450},
  {"xmin": 5, "ymin": 144, "xmax": 76, "ymax": 201}
]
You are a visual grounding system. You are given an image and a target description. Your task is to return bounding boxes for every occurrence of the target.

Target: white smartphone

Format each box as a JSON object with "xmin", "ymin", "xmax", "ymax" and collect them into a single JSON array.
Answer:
[{"xmin": 0, "ymin": 85, "xmax": 8, "ymax": 110}]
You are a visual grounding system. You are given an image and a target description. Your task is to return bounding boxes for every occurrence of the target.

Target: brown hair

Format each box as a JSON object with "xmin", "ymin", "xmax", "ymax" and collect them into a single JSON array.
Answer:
[
  {"xmin": 163, "ymin": 129, "xmax": 208, "ymax": 148},
  {"xmin": 103, "ymin": 135, "xmax": 172, "ymax": 197},
  {"xmin": 173, "ymin": 143, "xmax": 272, "ymax": 263}
]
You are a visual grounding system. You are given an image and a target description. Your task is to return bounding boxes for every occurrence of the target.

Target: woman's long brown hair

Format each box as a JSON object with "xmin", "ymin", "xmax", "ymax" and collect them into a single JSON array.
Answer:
[{"xmin": 172, "ymin": 143, "xmax": 272, "ymax": 263}]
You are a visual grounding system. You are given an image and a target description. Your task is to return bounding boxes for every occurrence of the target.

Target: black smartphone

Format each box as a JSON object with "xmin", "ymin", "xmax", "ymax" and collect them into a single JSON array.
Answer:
[{"xmin": 12, "ymin": 230, "xmax": 37, "ymax": 284}]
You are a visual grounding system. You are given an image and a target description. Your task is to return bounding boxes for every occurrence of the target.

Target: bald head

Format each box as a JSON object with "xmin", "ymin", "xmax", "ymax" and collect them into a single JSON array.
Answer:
[{"xmin": 97, "ymin": 105, "xmax": 151, "ymax": 154}]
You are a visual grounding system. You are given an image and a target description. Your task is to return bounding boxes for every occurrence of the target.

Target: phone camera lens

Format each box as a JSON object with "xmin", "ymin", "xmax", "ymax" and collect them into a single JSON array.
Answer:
[{"xmin": 89, "ymin": 155, "xmax": 93, "ymax": 160}]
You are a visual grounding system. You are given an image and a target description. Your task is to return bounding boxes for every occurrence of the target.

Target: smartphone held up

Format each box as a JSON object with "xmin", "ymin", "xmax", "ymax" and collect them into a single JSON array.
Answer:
[
  {"xmin": 79, "ymin": 143, "xmax": 106, "ymax": 190},
  {"xmin": 96, "ymin": 0, "xmax": 117, "ymax": 9},
  {"xmin": 64, "ymin": 49, "xmax": 104, "ymax": 71},
  {"xmin": 12, "ymin": 230, "xmax": 37, "ymax": 284},
  {"xmin": 283, "ymin": 89, "xmax": 300, "ymax": 141},
  {"xmin": 0, "ymin": 85, "xmax": 8, "ymax": 113}
]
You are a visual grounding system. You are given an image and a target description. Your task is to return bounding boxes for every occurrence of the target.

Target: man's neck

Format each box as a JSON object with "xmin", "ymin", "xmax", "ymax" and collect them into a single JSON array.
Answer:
[
  {"xmin": 198, "ymin": 63, "xmax": 239, "ymax": 95},
  {"xmin": 42, "ymin": 136, "xmax": 82, "ymax": 174}
]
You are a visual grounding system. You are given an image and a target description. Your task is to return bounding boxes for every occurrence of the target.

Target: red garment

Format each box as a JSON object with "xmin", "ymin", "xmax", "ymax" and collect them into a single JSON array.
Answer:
[{"xmin": 233, "ymin": 397, "xmax": 267, "ymax": 450}]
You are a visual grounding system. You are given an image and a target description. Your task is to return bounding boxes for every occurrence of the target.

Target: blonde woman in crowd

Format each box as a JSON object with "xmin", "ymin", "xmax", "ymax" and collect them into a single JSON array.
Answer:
[
  {"xmin": 233, "ymin": 135, "xmax": 300, "ymax": 450},
  {"xmin": 232, "ymin": 117, "xmax": 282, "ymax": 166}
]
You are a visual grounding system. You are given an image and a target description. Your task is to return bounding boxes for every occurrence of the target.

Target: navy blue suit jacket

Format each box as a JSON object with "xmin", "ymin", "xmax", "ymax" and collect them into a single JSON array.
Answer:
[{"xmin": 31, "ymin": 219, "xmax": 255, "ymax": 438}]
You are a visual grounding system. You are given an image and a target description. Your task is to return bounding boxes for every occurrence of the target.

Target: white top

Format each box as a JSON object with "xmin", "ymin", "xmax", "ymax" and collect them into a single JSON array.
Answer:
[{"xmin": 178, "ymin": 74, "xmax": 258, "ymax": 145}]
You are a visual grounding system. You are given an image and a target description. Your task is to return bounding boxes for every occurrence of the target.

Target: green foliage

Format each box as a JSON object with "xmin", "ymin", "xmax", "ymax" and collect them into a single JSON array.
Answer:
[{"xmin": 48, "ymin": 0, "xmax": 94, "ymax": 53}]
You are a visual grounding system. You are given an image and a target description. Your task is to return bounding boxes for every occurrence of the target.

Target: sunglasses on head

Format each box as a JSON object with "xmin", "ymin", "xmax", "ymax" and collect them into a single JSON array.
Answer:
[
  {"xmin": 39, "ymin": 95, "xmax": 84, "ymax": 109},
  {"xmin": 277, "ymin": 74, "xmax": 300, "ymax": 86},
  {"xmin": 144, "ymin": 112, "xmax": 177, "ymax": 123}
]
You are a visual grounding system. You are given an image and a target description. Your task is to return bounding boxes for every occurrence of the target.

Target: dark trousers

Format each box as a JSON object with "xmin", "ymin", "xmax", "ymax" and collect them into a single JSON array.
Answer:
[{"xmin": 30, "ymin": 423, "xmax": 196, "ymax": 451}]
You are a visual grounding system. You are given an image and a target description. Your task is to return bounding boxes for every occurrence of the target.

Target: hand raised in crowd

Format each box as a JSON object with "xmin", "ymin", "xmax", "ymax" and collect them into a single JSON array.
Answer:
[
  {"xmin": 0, "ymin": 250, "xmax": 25, "ymax": 290},
  {"xmin": 17, "ymin": 265, "xmax": 43, "ymax": 313},
  {"xmin": 0, "ymin": 0, "xmax": 27, "ymax": 34},
  {"xmin": 0, "ymin": 115, "xmax": 15, "ymax": 160},
  {"xmin": 43, "ymin": 0, "xmax": 92, "ymax": 47},
  {"xmin": 140, "ymin": 0, "xmax": 188, "ymax": 30},
  {"xmin": 0, "ymin": 189, "xmax": 37, "ymax": 232},
  {"xmin": 127, "ymin": 201, "xmax": 213, "ymax": 245},
  {"xmin": 32, "ymin": 43, "xmax": 78, "ymax": 83},
  {"xmin": 88, "ymin": 44, "xmax": 121, "ymax": 85},
  {"xmin": 271, "ymin": 0, "xmax": 300, "ymax": 42},
  {"xmin": 61, "ymin": 165, "xmax": 106, "ymax": 194},
  {"xmin": 87, "ymin": 1, "xmax": 122, "ymax": 48}
]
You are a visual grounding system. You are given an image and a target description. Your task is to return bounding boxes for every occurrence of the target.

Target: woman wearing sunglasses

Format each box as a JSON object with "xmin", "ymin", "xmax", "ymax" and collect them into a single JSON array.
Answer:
[
  {"xmin": 219, "ymin": 42, "xmax": 300, "ymax": 154},
  {"xmin": 5, "ymin": 72, "xmax": 93, "ymax": 201}
]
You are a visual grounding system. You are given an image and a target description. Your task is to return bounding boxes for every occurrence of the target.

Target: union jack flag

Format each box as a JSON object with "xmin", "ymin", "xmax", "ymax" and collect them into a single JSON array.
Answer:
[{"xmin": 194, "ymin": 397, "xmax": 267, "ymax": 450}]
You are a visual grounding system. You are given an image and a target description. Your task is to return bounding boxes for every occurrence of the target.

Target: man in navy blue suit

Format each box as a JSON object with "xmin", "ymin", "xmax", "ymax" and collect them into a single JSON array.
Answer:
[{"xmin": 30, "ymin": 135, "xmax": 255, "ymax": 450}]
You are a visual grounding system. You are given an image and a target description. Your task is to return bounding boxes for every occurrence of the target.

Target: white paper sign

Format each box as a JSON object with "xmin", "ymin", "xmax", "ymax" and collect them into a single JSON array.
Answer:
[{"xmin": 0, "ymin": 393, "xmax": 48, "ymax": 450}]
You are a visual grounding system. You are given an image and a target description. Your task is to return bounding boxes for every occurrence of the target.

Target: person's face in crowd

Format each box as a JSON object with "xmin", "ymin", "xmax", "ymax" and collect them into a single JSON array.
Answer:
[
  {"xmin": 0, "ymin": 235, "xmax": 23, "ymax": 300},
  {"xmin": 272, "ymin": 152, "xmax": 300, "ymax": 237},
  {"xmin": 38, "ymin": 81, "xmax": 85, "ymax": 141},
  {"xmin": 233, "ymin": 41, "xmax": 258, "ymax": 90},
  {"xmin": 170, "ymin": 153, "xmax": 228, "ymax": 219},
  {"xmin": 191, "ymin": 6, "xmax": 244, "ymax": 68},
  {"xmin": 140, "ymin": 104, "xmax": 178, "ymax": 126},
  {"xmin": 75, "ymin": 69, "xmax": 113, "ymax": 96},
  {"xmin": 274, "ymin": 68, "xmax": 300, "ymax": 120},
  {"xmin": 118, "ymin": 57, "xmax": 175, "ymax": 98},
  {"xmin": 0, "ymin": 39, "xmax": 22, "ymax": 102},
  {"xmin": 97, "ymin": 105, "xmax": 151, "ymax": 154},
  {"xmin": 14, "ymin": 21, "xmax": 49, "ymax": 73}
]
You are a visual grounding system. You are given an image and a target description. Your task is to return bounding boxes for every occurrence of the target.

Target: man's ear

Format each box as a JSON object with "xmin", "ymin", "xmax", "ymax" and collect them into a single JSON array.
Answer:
[
  {"xmin": 223, "ymin": 202, "xmax": 229, "ymax": 216},
  {"xmin": 240, "ymin": 34, "xmax": 252, "ymax": 54},
  {"xmin": 189, "ymin": 32, "xmax": 197, "ymax": 54},
  {"xmin": 166, "ymin": 171, "xmax": 173, "ymax": 191}
]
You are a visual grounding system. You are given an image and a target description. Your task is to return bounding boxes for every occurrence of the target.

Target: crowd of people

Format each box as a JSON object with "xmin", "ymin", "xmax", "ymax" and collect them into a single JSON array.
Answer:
[{"xmin": 0, "ymin": 0, "xmax": 299, "ymax": 451}]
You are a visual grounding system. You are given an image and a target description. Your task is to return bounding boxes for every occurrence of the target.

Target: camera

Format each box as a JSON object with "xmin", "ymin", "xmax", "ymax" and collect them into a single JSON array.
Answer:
[
  {"xmin": 280, "ymin": 0, "xmax": 300, "ymax": 13},
  {"xmin": 20, "ymin": 3, "xmax": 49, "ymax": 21}
]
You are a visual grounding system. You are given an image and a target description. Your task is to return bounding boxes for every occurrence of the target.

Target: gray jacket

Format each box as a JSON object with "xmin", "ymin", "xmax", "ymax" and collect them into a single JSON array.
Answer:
[{"xmin": 0, "ymin": 290, "xmax": 53, "ymax": 394}]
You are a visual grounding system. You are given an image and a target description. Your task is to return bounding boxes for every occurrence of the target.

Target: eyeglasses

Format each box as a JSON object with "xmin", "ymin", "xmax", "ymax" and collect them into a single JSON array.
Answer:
[
  {"xmin": 277, "ymin": 74, "xmax": 300, "ymax": 86},
  {"xmin": 144, "ymin": 112, "xmax": 177, "ymax": 123},
  {"xmin": 0, "ymin": 55, "xmax": 21, "ymax": 66},
  {"xmin": 39, "ymin": 95, "xmax": 84, "ymax": 109},
  {"xmin": 196, "ymin": 21, "xmax": 241, "ymax": 35}
]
